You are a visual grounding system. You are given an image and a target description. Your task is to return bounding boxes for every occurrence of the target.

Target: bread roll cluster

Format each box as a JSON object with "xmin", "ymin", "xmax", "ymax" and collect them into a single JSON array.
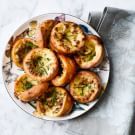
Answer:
[{"xmin": 12, "ymin": 20, "xmax": 104, "ymax": 117}]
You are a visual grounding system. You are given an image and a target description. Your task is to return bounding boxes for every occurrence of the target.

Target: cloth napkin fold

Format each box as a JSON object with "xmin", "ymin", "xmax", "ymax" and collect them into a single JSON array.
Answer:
[
  {"xmin": 59, "ymin": 7, "xmax": 135, "ymax": 135},
  {"xmin": 91, "ymin": 7, "xmax": 135, "ymax": 135}
]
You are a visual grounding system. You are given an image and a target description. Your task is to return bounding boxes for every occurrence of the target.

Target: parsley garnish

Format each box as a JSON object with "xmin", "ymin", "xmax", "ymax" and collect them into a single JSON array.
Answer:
[
  {"xmin": 25, "ymin": 42, "xmax": 37, "ymax": 48},
  {"xmin": 23, "ymin": 80, "xmax": 33, "ymax": 90}
]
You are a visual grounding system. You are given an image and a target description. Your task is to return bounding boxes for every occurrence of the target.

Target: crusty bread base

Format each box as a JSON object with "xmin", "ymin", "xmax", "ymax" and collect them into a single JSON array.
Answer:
[
  {"xmin": 11, "ymin": 38, "xmax": 37, "ymax": 68},
  {"xmin": 23, "ymin": 48, "xmax": 59, "ymax": 81},
  {"xmin": 35, "ymin": 20, "xmax": 58, "ymax": 48},
  {"xmin": 50, "ymin": 21, "xmax": 85, "ymax": 54},
  {"xmin": 35, "ymin": 87, "xmax": 73, "ymax": 117},
  {"xmin": 14, "ymin": 73, "xmax": 49, "ymax": 102},
  {"xmin": 74, "ymin": 35, "xmax": 104, "ymax": 69},
  {"xmin": 52, "ymin": 54, "xmax": 76, "ymax": 86},
  {"xmin": 19, "ymin": 82, "xmax": 49, "ymax": 102},
  {"xmin": 70, "ymin": 71, "xmax": 101, "ymax": 103}
]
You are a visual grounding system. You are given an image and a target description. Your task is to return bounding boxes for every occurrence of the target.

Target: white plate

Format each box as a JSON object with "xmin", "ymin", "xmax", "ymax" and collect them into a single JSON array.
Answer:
[{"xmin": 2, "ymin": 13, "xmax": 110, "ymax": 121}]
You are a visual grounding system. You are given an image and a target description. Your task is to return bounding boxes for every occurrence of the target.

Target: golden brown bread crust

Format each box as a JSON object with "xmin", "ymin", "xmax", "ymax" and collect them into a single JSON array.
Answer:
[
  {"xmin": 52, "ymin": 54, "xmax": 76, "ymax": 86},
  {"xmin": 23, "ymin": 48, "xmax": 59, "ymax": 81},
  {"xmin": 50, "ymin": 21, "xmax": 85, "ymax": 54},
  {"xmin": 70, "ymin": 71, "xmax": 101, "ymax": 103},
  {"xmin": 35, "ymin": 20, "xmax": 58, "ymax": 48},
  {"xmin": 14, "ymin": 74, "xmax": 49, "ymax": 102},
  {"xmin": 11, "ymin": 38, "xmax": 38, "ymax": 68},
  {"xmin": 74, "ymin": 35, "xmax": 104, "ymax": 69},
  {"xmin": 14, "ymin": 74, "xmax": 37, "ymax": 98},
  {"xmin": 35, "ymin": 87, "xmax": 73, "ymax": 117},
  {"xmin": 19, "ymin": 82, "xmax": 49, "ymax": 102}
]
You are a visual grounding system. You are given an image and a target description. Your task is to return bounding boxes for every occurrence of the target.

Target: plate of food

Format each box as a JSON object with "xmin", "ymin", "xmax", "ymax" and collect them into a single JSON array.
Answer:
[{"xmin": 2, "ymin": 13, "xmax": 110, "ymax": 120}]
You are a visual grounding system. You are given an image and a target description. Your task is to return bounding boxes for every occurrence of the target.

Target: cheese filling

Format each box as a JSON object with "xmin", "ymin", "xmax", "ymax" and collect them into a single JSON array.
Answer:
[
  {"xmin": 73, "ymin": 77, "xmax": 95, "ymax": 96},
  {"xmin": 54, "ymin": 23, "xmax": 84, "ymax": 51},
  {"xmin": 78, "ymin": 41, "xmax": 96, "ymax": 63},
  {"xmin": 42, "ymin": 88, "xmax": 65, "ymax": 114},
  {"xmin": 25, "ymin": 51, "xmax": 54, "ymax": 77}
]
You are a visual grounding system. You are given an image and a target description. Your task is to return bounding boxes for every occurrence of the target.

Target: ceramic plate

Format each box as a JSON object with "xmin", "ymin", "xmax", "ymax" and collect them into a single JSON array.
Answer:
[{"xmin": 2, "ymin": 13, "xmax": 110, "ymax": 121}]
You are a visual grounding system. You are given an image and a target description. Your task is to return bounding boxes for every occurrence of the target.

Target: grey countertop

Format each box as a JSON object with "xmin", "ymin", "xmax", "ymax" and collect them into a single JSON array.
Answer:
[{"xmin": 0, "ymin": 0, "xmax": 135, "ymax": 135}]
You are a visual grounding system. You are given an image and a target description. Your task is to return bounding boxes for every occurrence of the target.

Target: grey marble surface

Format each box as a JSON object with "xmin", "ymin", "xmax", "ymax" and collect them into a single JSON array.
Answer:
[{"xmin": 0, "ymin": 0, "xmax": 135, "ymax": 135}]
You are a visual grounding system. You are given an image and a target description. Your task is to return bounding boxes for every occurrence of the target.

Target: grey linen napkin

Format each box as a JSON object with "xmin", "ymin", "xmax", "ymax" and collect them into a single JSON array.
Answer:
[
  {"xmin": 58, "ymin": 7, "xmax": 135, "ymax": 135},
  {"xmin": 91, "ymin": 7, "xmax": 135, "ymax": 135}
]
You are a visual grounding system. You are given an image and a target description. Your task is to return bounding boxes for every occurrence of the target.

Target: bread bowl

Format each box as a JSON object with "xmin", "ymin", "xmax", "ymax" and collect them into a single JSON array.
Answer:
[
  {"xmin": 52, "ymin": 54, "xmax": 76, "ymax": 86},
  {"xmin": 70, "ymin": 71, "xmax": 101, "ymax": 103},
  {"xmin": 36, "ymin": 20, "xmax": 58, "ymax": 48},
  {"xmin": 74, "ymin": 35, "xmax": 104, "ymax": 69},
  {"xmin": 11, "ymin": 38, "xmax": 38, "ymax": 68},
  {"xmin": 35, "ymin": 87, "xmax": 73, "ymax": 117},
  {"xmin": 14, "ymin": 74, "xmax": 49, "ymax": 102},
  {"xmin": 50, "ymin": 21, "xmax": 85, "ymax": 54},
  {"xmin": 23, "ymin": 48, "xmax": 59, "ymax": 81}
]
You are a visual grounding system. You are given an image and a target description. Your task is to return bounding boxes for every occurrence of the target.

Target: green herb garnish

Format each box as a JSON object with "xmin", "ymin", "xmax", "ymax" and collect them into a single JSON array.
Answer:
[
  {"xmin": 86, "ymin": 52, "xmax": 96, "ymax": 61},
  {"xmin": 45, "ymin": 88, "xmax": 57, "ymax": 107},
  {"xmin": 46, "ymin": 58, "xmax": 50, "ymax": 61},
  {"xmin": 25, "ymin": 42, "xmax": 37, "ymax": 48},
  {"xmin": 74, "ymin": 84, "xmax": 92, "ymax": 96},
  {"xmin": 30, "ymin": 56, "xmax": 48, "ymax": 76},
  {"xmin": 23, "ymin": 80, "xmax": 33, "ymax": 90}
]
